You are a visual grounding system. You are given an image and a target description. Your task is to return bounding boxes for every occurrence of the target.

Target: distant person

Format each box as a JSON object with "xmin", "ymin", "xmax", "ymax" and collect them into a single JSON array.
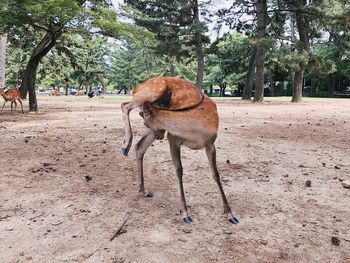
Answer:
[
  {"xmin": 97, "ymin": 87, "xmax": 103, "ymax": 98},
  {"xmin": 88, "ymin": 90, "xmax": 95, "ymax": 98}
]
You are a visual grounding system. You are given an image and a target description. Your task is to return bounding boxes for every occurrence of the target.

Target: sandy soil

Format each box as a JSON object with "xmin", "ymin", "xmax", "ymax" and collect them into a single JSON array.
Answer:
[{"xmin": 0, "ymin": 96, "xmax": 349, "ymax": 263}]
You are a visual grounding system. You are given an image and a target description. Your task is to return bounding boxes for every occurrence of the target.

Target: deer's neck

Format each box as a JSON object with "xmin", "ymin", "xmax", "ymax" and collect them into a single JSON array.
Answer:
[{"xmin": 1, "ymin": 93, "xmax": 11, "ymax": 101}]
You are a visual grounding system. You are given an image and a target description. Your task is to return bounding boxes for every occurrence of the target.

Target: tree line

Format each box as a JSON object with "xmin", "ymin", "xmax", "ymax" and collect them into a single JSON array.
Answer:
[{"xmin": 0, "ymin": 0, "xmax": 349, "ymax": 111}]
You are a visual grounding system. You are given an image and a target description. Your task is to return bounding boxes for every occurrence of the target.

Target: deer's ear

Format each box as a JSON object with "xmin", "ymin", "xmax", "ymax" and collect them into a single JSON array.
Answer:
[{"xmin": 143, "ymin": 101, "xmax": 153, "ymax": 118}]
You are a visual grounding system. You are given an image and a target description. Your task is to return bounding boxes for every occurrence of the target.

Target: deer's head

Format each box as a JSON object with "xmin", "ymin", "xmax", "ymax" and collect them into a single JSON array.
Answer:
[{"xmin": 140, "ymin": 101, "xmax": 165, "ymax": 140}]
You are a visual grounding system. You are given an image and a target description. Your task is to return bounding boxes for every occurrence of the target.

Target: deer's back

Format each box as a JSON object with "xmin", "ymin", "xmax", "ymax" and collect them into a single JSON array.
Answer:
[
  {"xmin": 5, "ymin": 88, "xmax": 20, "ymax": 98},
  {"xmin": 132, "ymin": 76, "xmax": 203, "ymax": 110}
]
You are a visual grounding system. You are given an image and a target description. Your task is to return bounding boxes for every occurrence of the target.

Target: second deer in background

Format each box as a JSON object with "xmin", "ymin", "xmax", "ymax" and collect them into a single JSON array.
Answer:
[{"xmin": 0, "ymin": 87, "xmax": 24, "ymax": 115}]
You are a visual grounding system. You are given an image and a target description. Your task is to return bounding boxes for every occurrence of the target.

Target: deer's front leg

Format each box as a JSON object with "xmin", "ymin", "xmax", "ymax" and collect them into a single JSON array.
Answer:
[
  {"xmin": 1, "ymin": 101, "xmax": 5, "ymax": 115},
  {"xmin": 205, "ymin": 144, "xmax": 239, "ymax": 224},
  {"xmin": 135, "ymin": 129, "xmax": 156, "ymax": 197},
  {"xmin": 168, "ymin": 133, "xmax": 192, "ymax": 223}
]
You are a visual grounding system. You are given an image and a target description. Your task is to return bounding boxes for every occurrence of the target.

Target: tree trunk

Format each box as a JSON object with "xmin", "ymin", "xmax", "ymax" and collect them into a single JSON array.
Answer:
[
  {"xmin": 254, "ymin": 47, "xmax": 265, "ymax": 102},
  {"xmin": 20, "ymin": 30, "xmax": 63, "ymax": 111},
  {"xmin": 291, "ymin": 1, "xmax": 309, "ymax": 103},
  {"xmin": 0, "ymin": 34, "xmax": 7, "ymax": 88},
  {"xmin": 219, "ymin": 83, "xmax": 226, "ymax": 97},
  {"xmin": 65, "ymin": 82, "xmax": 69, "ymax": 96},
  {"xmin": 326, "ymin": 74, "xmax": 335, "ymax": 97},
  {"xmin": 290, "ymin": 71, "xmax": 295, "ymax": 95},
  {"xmin": 193, "ymin": 0, "xmax": 204, "ymax": 90},
  {"xmin": 290, "ymin": 14, "xmax": 296, "ymax": 93},
  {"xmin": 242, "ymin": 46, "xmax": 257, "ymax": 100},
  {"xmin": 253, "ymin": 0, "xmax": 267, "ymax": 103},
  {"xmin": 209, "ymin": 84, "xmax": 213, "ymax": 95},
  {"xmin": 169, "ymin": 63, "xmax": 175, "ymax": 77},
  {"xmin": 292, "ymin": 64, "xmax": 304, "ymax": 102},
  {"xmin": 268, "ymin": 72, "xmax": 275, "ymax": 96},
  {"xmin": 100, "ymin": 78, "xmax": 105, "ymax": 93},
  {"xmin": 21, "ymin": 62, "xmax": 39, "ymax": 111}
]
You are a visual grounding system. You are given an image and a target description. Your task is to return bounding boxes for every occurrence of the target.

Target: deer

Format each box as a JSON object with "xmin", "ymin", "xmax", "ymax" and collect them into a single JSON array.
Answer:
[
  {"xmin": 75, "ymin": 90, "xmax": 85, "ymax": 96},
  {"xmin": 121, "ymin": 76, "xmax": 239, "ymax": 224},
  {"xmin": 0, "ymin": 87, "xmax": 24, "ymax": 115},
  {"xmin": 50, "ymin": 89, "xmax": 60, "ymax": 96}
]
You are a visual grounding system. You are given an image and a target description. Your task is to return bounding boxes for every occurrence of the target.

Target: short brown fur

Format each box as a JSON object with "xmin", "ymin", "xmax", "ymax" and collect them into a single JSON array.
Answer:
[
  {"xmin": 121, "ymin": 77, "xmax": 238, "ymax": 224},
  {"xmin": 0, "ymin": 87, "xmax": 24, "ymax": 115}
]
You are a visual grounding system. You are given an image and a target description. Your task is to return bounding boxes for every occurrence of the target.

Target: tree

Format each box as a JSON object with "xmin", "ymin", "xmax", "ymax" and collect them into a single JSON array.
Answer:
[
  {"xmin": 1, "ymin": 0, "xmax": 81, "ymax": 110},
  {"xmin": 193, "ymin": 0, "xmax": 204, "ymax": 89},
  {"xmin": 68, "ymin": 35, "xmax": 110, "ymax": 92},
  {"xmin": 108, "ymin": 42, "xmax": 197, "ymax": 92},
  {"xmin": 205, "ymin": 32, "xmax": 248, "ymax": 96},
  {"xmin": 38, "ymin": 47, "xmax": 74, "ymax": 95},
  {"xmin": 0, "ymin": 0, "xmax": 148, "ymax": 111},
  {"xmin": 253, "ymin": 0, "xmax": 268, "ymax": 102},
  {"xmin": 5, "ymin": 34, "xmax": 34, "ymax": 87},
  {"xmin": 282, "ymin": 0, "xmax": 350, "ymax": 101},
  {"xmin": 0, "ymin": 34, "xmax": 7, "ymax": 88},
  {"xmin": 242, "ymin": 46, "xmax": 256, "ymax": 100},
  {"xmin": 213, "ymin": 0, "xmax": 269, "ymax": 101},
  {"xmin": 288, "ymin": 0, "xmax": 310, "ymax": 102},
  {"xmin": 124, "ymin": 0, "xmax": 208, "ymax": 87}
]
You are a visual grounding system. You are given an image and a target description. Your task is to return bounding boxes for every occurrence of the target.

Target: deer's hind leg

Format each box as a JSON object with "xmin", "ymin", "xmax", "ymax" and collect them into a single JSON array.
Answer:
[
  {"xmin": 13, "ymin": 100, "xmax": 17, "ymax": 112},
  {"xmin": 121, "ymin": 101, "xmax": 139, "ymax": 156},
  {"xmin": 10, "ymin": 101, "xmax": 14, "ymax": 115},
  {"xmin": 205, "ymin": 143, "xmax": 239, "ymax": 224},
  {"xmin": 135, "ymin": 129, "xmax": 156, "ymax": 197},
  {"xmin": 168, "ymin": 133, "xmax": 192, "ymax": 223},
  {"xmin": 17, "ymin": 99, "xmax": 24, "ymax": 114}
]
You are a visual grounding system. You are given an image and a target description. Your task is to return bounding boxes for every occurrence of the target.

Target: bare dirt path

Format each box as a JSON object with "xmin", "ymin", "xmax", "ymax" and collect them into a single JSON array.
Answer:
[{"xmin": 0, "ymin": 96, "xmax": 349, "ymax": 263}]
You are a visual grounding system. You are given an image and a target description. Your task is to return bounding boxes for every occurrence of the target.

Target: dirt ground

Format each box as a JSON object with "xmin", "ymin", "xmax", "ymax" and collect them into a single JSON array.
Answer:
[{"xmin": 0, "ymin": 96, "xmax": 349, "ymax": 263}]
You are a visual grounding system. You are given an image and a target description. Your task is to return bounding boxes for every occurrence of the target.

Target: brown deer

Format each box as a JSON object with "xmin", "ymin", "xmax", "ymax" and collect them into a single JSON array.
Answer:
[
  {"xmin": 0, "ymin": 87, "xmax": 24, "ymax": 115},
  {"xmin": 75, "ymin": 90, "xmax": 85, "ymax": 96},
  {"xmin": 50, "ymin": 89, "xmax": 60, "ymax": 96},
  {"xmin": 121, "ymin": 76, "xmax": 239, "ymax": 224}
]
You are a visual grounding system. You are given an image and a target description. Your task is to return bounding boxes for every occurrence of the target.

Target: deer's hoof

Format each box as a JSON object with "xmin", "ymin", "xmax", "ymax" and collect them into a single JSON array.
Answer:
[
  {"xmin": 183, "ymin": 216, "xmax": 193, "ymax": 224},
  {"xmin": 121, "ymin": 147, "xmax": 129, "ymax": 156},
  {"xmin": 144, "ymin": 192, "xmax": 153, "ymax": 198},
  {"xmin": 229, "ymin": 216, "xmax": 239, "ymax": 224}
]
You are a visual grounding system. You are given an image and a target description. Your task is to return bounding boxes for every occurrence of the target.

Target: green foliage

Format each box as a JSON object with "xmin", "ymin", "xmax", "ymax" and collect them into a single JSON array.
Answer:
[
  {"xmin": 266, "ymin": 44, "xmax": 308, "ymax": 73},
  {"xmin": 308, "ymin": 43, "xmax": 337, "ymax": 75},
  {"xmin": 1, "ymin": 0, "xmax": 350, "ymax": 99},
  {"xmin": 205, "ymin": 32, "xmax": 253, "ymax": 89},
  {"xmin": 108, "ymin": 43, "xmax": 165, "ymax": 89},
  {"xmin": 123, "ymin": 0, "xmax": 208, "ymax": 62},
  {"xmin": 70, "ymin": 35, "xmax": 110, "ymax": 89},
  {"xmin": 5, "ymin": 46, "xmax": 31, "ymax": 86},
  {"xmin": 0, "ymin": 0, "xmax": 81, "ymax": 33},
  {"xmin": 107, "ymin": 40, "xmax": 198, "ymax": 90},
  {"xmin": 37, "ymin": 34, "xmax": 110, "ymax": 89},
  {"xmin": 38, "ymin": 52, "xmax": 73, "ymax": 88},
  {"xmin": 317, "ymin": 0, "xmax": 350, "ymax": 27}
]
